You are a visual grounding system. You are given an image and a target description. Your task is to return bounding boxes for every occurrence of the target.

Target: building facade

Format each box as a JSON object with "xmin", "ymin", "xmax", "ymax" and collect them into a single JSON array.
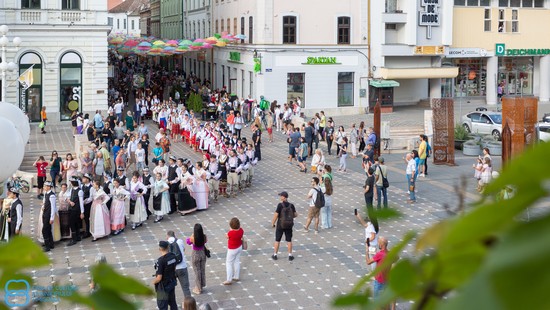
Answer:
[
  {"xmin": 448, "ymin": 0, "xmax": 550, "ymax": 104},
  {"xmin": 108, "ymin": 0, "xmax": 143, "ymax": 37},
  {"xmin": 0, "ymin": 0, "xmax": 109, "ymax": 122},
  {"xmin": 206, "ymin": 0, "xmax": 369, "ymax": 115},
  {"xmin": 160, "ymin": 0, "xmax": 183, "ymax": 39},
  {"xmin": 139, "ymin": 1, "xmax": 151, "ymax": 37},
  {"xmin": 150, "ymin": 0, "xmax": 160, "ymax": 37},
  {"xmin": 179, "ymin": 0, "xmax": 212, "ymax": 81}
]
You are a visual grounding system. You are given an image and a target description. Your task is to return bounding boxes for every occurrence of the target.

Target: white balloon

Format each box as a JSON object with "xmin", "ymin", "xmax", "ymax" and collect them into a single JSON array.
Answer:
[
  {"xmin": 0, "ymin": 101, "xmax": 31, "ymax": 144},
  {"xmin": 0, "ymin": 116, "xmax": 25, "ymax": 181}
]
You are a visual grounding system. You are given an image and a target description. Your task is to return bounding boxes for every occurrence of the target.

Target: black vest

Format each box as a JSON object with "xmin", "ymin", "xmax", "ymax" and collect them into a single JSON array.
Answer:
[
  {"xmin": 103, "ymin": 181, "xmax": 112, "ymax": 195},
  {"xmin": 69, "ymin": 187, "xmax": 81, "ymax": 212},
  {"xmin": 117, "ymin": 175, "xmax": 127, "ymax": 187},
  {"xmin": 9, "ymin": 199, "xmax": 22, "ymax": 222},
  {"xmin": 168, "ymin": 165, "xmax": 178, "ymax": 181},
  {"xmin": 43, "ymin": 191, "xmax": 55, "ymax": 219},
  {"xmin": 142, "ymin": 175, "xmax": 152, "ymax": 186},
  {"xmin": 82, "ymin": 184, "xmax": 91, "ymax": 202}
]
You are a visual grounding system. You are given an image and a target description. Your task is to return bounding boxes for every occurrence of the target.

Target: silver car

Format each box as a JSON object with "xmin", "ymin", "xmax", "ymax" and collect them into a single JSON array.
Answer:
[
  {"xmin": 461, "ymin": 111, "xmax": 502, "ymax": 140},
  {"xmin": 537, "ymin": 122, "xmax": 550, "ymax": 142}
]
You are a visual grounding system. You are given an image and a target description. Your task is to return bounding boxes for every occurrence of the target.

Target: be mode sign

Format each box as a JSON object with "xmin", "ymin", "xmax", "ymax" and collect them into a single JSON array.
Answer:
[{"xmin": 419, "ymin": 0, "xmax": 440, "ymax": 26}]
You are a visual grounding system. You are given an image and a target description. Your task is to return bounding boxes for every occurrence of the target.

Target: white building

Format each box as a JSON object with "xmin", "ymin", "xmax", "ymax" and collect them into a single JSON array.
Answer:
[
  {"xmin": 180, "ymin": 0, "xmax": 212, "ymax": 81},
  {"xmin": 198, "ymin": 0, "xmax": 370, "ymax": 115},
  {"xmin": 108, "ymin": 0, "xmax": 143, "ymax": 37},
  {"xmin": 369, "ymin": 0, "xmax": 457, "ymax": 110},
  {"xmin": 0, "ymin": 0, "xmax": 110, "ymax": 122}
]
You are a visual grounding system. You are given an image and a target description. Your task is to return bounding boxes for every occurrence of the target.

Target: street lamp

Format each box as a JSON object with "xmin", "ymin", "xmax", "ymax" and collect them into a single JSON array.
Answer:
[
  {"xmin": 0, "ymin": 25, "xmax": 27, "ymax": 182},
  {"xmin": 0, "ymin": 25, "xmax": 22, "ymax": 102}
]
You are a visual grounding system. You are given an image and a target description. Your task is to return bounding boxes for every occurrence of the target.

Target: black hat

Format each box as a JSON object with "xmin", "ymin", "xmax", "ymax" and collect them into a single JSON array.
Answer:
[
  {"xmin": 117, "ymin": 166, "xmax": 125, "ymax": 171},
  {"xmin": 8, "ymin": 187, "xmax": 19, "ymax": 194},
  {"xmin": 169, "ymin": 155, "xmax": 177, "ymax": 161},
  {"xmin": 69, "ymin": 176, "xmax": 79, "ymax": 182},
  {"xmin": 143, "ymin": 167, "xmax": 149, "ymax": 172},
  {"xmin": 159, "ymin": 241, "xmax": 170, "ymax": 249},
  {"xmin": 278, "ymin": 191, "xmax": 289, "ymax": 198},
  {"xmin": 82, "ymin": 173, "xmax": 92, "ymax": 180},
  {"xmin": 44, "ymin": 181, "xmax": 53, "ymax": 187}
]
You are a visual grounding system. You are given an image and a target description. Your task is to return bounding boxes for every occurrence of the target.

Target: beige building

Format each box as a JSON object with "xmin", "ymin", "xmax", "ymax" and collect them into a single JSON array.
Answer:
[{"xmin": 447, "ymin": 0, "xmax": 550, "ymax": 104}]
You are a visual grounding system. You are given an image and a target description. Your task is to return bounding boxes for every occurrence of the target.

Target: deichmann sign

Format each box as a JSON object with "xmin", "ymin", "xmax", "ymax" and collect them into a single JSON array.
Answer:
[
  {"xmin": 496, "ymin": 43, "xmax": 550, "ymax": 56},
  {"xmin": 302, "ymin": 57, "xmax": 341, "ymax": 65}
]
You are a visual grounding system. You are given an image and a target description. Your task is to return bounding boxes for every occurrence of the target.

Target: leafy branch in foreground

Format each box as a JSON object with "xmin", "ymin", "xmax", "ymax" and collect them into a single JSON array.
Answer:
[{"xmin": 334, "ymin": 141, "xmax": 550, "ymax": 310}]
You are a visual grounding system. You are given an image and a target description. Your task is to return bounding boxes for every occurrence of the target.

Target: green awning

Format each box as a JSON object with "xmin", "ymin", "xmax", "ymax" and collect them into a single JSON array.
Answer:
[{"xmin": 369, "ymin": 79, "xmax": 400, "ymax": 88}]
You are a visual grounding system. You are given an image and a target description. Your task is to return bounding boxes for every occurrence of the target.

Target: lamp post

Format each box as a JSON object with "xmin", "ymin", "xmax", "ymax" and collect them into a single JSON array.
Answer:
[{"xmin": 0, "ymin": 25, "xmax": 22, "ymax": 102}]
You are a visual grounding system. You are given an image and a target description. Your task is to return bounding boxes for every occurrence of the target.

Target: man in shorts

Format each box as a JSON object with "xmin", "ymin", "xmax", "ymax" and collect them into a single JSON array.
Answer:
[
  {"xmin": 271, "ymin": 191, "xmax": 298, "ymax": 261},
  {"xmin": 288, "ymin": 127, "xmax": 301, "ymax": 165},
  {"xmin": 303, "ymin": 177, "xmax": 322, "ymax": 234}
]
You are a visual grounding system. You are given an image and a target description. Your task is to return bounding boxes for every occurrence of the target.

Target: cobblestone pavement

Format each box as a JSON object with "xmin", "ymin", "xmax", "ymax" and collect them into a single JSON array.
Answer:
[{"xmin": 14, "ymin": 102, "xmax": 550, "ymax": 310}]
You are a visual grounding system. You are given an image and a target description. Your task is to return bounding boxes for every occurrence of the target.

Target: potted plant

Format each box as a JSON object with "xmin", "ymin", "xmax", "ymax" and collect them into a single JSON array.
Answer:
[
  {"xmin": 487, "ymin": 141, "xmax": 502, "ymax": 156},
  {"xmin": 463, "ymin": 139, "xmax": 482, "ymax": 156},
  {"xmin": 454, "ymin": 124, "xmax": 470, "ymax": 150},
  {"xmin": 187, "ymin": 93, "xmax": 205, "ymax": 119}
]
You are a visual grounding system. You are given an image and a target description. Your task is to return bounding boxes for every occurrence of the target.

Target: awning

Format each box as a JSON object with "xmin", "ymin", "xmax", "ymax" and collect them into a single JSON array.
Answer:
[
  {"xmin": 369, "ymin": 79, "xmax": 400, "ymax": 88},
  {"xmin": 380, "ymin": 67, "xmax": 459, "ymax": 79}
]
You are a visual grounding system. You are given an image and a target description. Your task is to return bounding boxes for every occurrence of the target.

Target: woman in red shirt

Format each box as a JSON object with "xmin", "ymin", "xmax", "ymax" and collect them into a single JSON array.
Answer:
[{"xmin": 222, "ymin": 217, "xmax": 244, "ymax": 285}]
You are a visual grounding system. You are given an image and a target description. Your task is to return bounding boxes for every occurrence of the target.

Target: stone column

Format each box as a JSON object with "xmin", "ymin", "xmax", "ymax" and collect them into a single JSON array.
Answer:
[
  {"xmin": 429, "ymin": 78, "xmax": 442, "ymax": 103},
  {"xmin": 539, "ymin": 55, "xmax": 550, "ymax": 103},
  {"xmin": 486, "ymin": 56, "xmax": 498, "ymax": 105}
]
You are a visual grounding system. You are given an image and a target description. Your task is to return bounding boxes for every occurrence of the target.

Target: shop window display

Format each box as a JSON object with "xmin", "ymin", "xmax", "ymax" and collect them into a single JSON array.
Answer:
[
  {"xmin": 498, "ymin": 57, "xmax": 533, "ymax": 96},
  {"xmin": 454, "ymin": 59, "xmax": 487, "ymax": 97}
]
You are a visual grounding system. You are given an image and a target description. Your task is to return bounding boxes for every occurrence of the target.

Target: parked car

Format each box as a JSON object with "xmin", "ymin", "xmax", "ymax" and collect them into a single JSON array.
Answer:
[
  {"xmin": 461, "ymin": 111, "xmax": 503, "ymax": 140},
  {"xmin": 537, "ymin": 122, "xmax": 550, "ymax": 142}
]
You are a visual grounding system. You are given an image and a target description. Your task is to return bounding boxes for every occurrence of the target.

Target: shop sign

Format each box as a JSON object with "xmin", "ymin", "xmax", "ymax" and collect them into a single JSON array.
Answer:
[
  {"xmin": 419, "ymin": 0, "xmax": 440, "ymax": 39},
  {"xmin": 302, "ymin": 57, "xmax": 341, "ymax": 65},
  {"xmin": 197, "ymin": 51, "xmax": 206, "ymax": 62},
  {"xmin": 496, "ymin": 43, "xmax": 550, "ymax": 56},
  {"xmin": 228, "ymin": 51, "xmax": 241, "ymax": 63},
  {"xmin": 445, "ymin": 48, "xmax": 487, "ymax": 58},
  {"xmin": 414, "ymin": 46, "xmax": 445, "ymax": 55}
]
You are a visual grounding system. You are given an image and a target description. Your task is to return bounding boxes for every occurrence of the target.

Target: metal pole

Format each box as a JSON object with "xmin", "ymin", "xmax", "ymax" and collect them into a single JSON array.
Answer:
[{"xmin": 1, "ymin": 38, "xmax": 6, "ymax": 102}]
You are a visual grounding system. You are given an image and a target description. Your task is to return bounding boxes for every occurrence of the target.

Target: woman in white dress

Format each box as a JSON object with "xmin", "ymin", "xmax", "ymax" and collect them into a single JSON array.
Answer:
[
  {"xmin": 129, "ymin": 171, "xmax": 148, "ymax": 230},
  {"xmin": 152, "ymin": 172, "xmax": 170, "ymax": 223},
  {"xmin": 110, "ymin": 178, "xmax": 129, "ymax": 235},
  {"xmin": 90, "ymin": 180, "xmax": 111, "ymax": 241},
  {"xmin": 153, "ymin": 159, "xmax": 168, "ymax": 180},
  {"xmin": 192, "ymin": 162, "xmax": 210, "ymax": 211}
]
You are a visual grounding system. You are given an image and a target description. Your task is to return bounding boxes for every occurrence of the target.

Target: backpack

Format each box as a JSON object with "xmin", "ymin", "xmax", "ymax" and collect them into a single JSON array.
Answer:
[
  {"xmin": 169, "ymin": 239, "xmax": 183, "ymax": 264},
  {"xmin": 260, "ymin": 99, "xmax": 270, "ymax": 111},
  {"xmin": 372, "ymin": 133, "xmax": 380, "ymax": 150},
  {"xmin": 377, "ymin": 166, "xmax": 390, "ymax": 188},
  {"xmin": 279, "ymin": 202, "xmax": 294, "ymax": 229},
  {"xmin": 314, "ymin": 188, "xmax": 325, "ymax": 208}
]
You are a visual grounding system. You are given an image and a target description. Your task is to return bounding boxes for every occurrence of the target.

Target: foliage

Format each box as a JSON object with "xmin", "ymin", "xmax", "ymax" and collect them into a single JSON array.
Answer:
[
  {"xmin": 0, "ymin": 236, "xmax": 153, "ymax": 310},
  {"xmin": 186, "ymin": 93, "xmax": 204, "ymax": 113},
  {"xmin": 334, "ymin": 141, "xmax": 550, "ymax": 309},
  {"xmin": 454, "ymin": 124, "xmax": 470, "ymax": 140}
]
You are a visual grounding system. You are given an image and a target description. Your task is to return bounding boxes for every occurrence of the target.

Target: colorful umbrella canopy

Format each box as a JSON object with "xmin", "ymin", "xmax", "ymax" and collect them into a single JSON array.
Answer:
[
  {"xmin": 234, "ymin": 34, "xmax": 247, "ymax": 40},
  {"xmin": 205, "ymin": 37, "xmax": 218, "ymax": 44},
  {"xmin": 109, "ymin": 36, "xmax": 124, "ymax": 45},
  {"xmin": 124, "ymin": 39, "xmax": 139, "ymax": 47},
  {"xmin": 166, "ymin": 40, "xmax": 179, "ymax": 46},
  {"xmin": 179, "ymin": 40, "xmax": 193, "ymax": 46},
  {"xmin": 152, "ymin": 40, "xmax": 165, "ymax": 46}
]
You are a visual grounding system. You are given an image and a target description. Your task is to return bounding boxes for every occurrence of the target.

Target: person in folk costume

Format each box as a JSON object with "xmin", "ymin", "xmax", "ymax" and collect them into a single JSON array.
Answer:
[
  {"xmin": 152, "ymin": 172, "xmax": 171, "ymax": 222},
  {"xmin": 40, "ymin": 182, "xmax": 57, "ymax": 251},
  {"xmin": 141, "ymin": 167, "xmax": 155, "ymax": 217},
  {"xmin": 102, "ymin": 173, "xmax": 114, "ymax": 211},
  {"xmin": 170, "ymin": 111, "xmax": 180, "ymax": 139},
  {"xmin": 57, "ymin": 183, "xmax": 73, "ymax": 239},
  {"xmin": 90, "ymin": 180, "xmax": 111, "ymax": 241},
  {"xmin": 237, "ymin": 147, "xmax": 249, "ymax": 191},
  {"xmin": 166, "ymin": 155, "xmax": 180, "ymax": 214},
  {"xmin": 128, "ymin": 171, "xmax": 148, "ymax": 230},
  {"xmin": 116, "ymin": 166, "xmax": 129, "ymax": 190},
  {"xmin": 110, "ymin": 178, "xmax": 129, "ymax": 235},
  {"xmin": 37, "ymin": 182, "xmax": 61, "ymax": 245},
  {"xmin": 66, "ymin": 177, "xmax": 85, "ymax": 246},
  {"xmin": 193, "ymin": 161, "xmax": 210, "ymax": 211},
  {"xmin": 218, "ymin": 147, "xmax": 229, "ymax": 197},
  {"xmin": 226, "ymin": 149, "xmax": 242, "ymax": 198},
  {"xmin": 81, "ymin": 173, "xmax": 95, "ymax": 239},
  {"xmin": 0, "ymin": 187, "xmax": 23, "ymax": 242},
  {"xmin": 207, "ymin": 155, "xmax": 221, "ymax": 203},
  {"xmin": 177, "ymin": 164, "xmax": 197, "ymax": 215},
  {"xmin": 246, "ymin": 143, "xmax": 258, "ymax": 187}
]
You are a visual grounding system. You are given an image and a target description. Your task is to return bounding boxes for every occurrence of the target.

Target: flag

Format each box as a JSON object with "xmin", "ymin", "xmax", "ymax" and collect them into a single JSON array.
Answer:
[{"xmin": 18, "ymin": 65, "xmax": 34, "ymax": 90}]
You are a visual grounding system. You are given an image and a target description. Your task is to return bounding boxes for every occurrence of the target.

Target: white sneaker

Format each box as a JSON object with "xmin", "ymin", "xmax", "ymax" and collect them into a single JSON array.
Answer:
[{"xmin": 420, "ymin": 174, "xmax": 425, "ymax": 177}]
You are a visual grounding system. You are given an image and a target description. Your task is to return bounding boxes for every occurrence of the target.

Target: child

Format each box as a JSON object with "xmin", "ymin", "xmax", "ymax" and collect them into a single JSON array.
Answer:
[{"xmin": 473, "ymin": 157, "xmax": 483, "ymax": 181}]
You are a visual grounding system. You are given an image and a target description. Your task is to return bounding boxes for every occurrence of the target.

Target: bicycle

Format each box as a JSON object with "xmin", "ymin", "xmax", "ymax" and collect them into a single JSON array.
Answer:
[{"xmin": 11, "ymin": 176, "xmax": 30, "ymax": 194}]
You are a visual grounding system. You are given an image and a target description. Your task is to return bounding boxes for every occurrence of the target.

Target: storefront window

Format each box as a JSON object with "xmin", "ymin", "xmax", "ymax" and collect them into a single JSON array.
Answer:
[
  {"xmin": 454, "ymin": 59, "xmax": 487, "ymax": 97},
  {"xmin": 498, "ymin": 57, "xmax": 533, "ymax": 96},
  {"xmin": 338, "ymin": 72, "xmax": 354, "ymax": 107},
  {"xmin": 60, "ymin": 52, "xmax": 82, "ymax": 121},
  {"xmin": 287, "ymin": 73, "xmax": 305, "ymax": 107},
  {"xmin": 19, "ymin": 52, "xmax": 42, "ymax": 122}
]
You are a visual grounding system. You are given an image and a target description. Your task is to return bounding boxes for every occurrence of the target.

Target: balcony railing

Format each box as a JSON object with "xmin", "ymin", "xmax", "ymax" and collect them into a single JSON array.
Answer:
[
  {"xmin": 61, "ymin": 11, "xmax": 82, "ymax": 22},
  {"xmin": 20, "ymin": 10, "xmax": 42, "ymax": 23},
  {"xmin": 14, "ymin": 9, "xmax": 105, "ymax": 25}
]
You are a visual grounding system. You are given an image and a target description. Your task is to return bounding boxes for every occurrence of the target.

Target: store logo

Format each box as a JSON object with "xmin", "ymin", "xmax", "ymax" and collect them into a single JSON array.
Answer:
[
  {"xmin": 496, "ymin": 44, "xmax": 506, "ymax": 56},
  {"xmin": 419, "ymin": 0, "xmax": 440, "ymax": 39},
  {"xmin": 4, "ymin": 279, "xmax": 31, "ymax": 307}
]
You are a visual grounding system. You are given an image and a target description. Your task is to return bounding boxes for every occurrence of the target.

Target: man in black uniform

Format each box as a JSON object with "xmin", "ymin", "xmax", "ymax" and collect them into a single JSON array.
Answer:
[
  {"xmin": 152, "ymin": 240, "xmax": 178, "ymax": 310},
  {"xmin": 167, "ymin": 156, "xmax": 179, "ymax": 214},
  {"xmin": 7, "ymin": 187, "xmax": 23, "ymax": 237},
  {"xmin": 142, "ymin": 167, "xmax": 154, "ymax": 217},
  {"xmin": 67, "ymin": 177, "xmax": 84, "ymax": 246},
  {"xmin": 41, "ymin": 182, "xmax": 57, "ymax": 252},
  {"xmin": 252, "ymin": 124, "xmax": 262, "ymax": 161},
  {"xmin": 81, "ymin": 174, "xmax": 94, "ymax": 239}
]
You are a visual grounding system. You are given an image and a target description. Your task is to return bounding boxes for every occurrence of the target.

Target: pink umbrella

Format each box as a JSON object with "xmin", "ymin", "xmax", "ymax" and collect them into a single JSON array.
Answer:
[
  {"xmin": 166, "ymin": 40, "xmax": 179, "ymax": 46},
  {"xmin": 124, "ymin": 39, "xmax": 139, "ymax": 47}
]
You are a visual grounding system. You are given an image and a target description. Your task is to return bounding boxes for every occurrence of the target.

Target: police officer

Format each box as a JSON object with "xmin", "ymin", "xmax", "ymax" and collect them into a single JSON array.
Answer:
[
  {"xmin": 67, "ymin": 177, "xmax": 84, "ymax": 246},
  {"xmin": 41, "ymin": 181, "xmax": 57, "ymax": 252},
  {"xmin": 152, "ymin": 240, "xmax": 178, "ymax": 310}
]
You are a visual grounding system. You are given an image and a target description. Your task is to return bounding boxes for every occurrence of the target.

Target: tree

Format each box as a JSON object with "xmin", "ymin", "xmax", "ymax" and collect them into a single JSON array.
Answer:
[{"xmin": 334, "ymin": 141, "xmax": 550, "ymax": 309}]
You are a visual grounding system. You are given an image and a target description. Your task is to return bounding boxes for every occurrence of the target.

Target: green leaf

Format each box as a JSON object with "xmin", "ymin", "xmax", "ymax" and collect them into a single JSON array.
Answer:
[
  {"xmin": 0, "ymin": 236, "xmax": 50, "ymax": 270},
  {"xmin": 91, "ymin": 264, "xmax": 153, "ymax": 296},
  {"xmin": 416, "ymin": 220, "xmax": 450, "ymax": 251},
  {"xmin": 332, "ymin": 292, "xmax": 369, "ymax": 307},
  {"xmin": 388, "ymin": 260, "xmax": 420, "ymax": 296}
]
